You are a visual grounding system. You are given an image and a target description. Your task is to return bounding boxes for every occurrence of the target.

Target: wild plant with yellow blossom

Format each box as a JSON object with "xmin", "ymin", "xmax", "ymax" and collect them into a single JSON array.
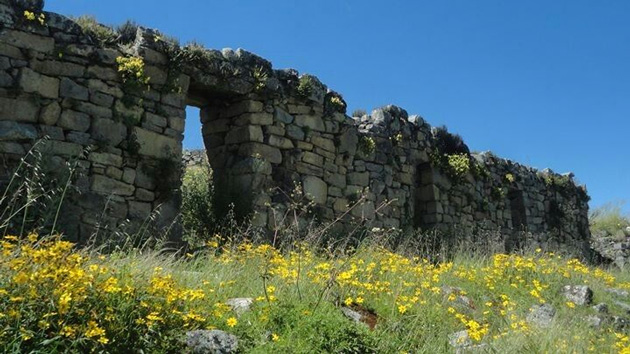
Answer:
[{"xmin": 3, "ymin": 232, "xmax": 630, "ymax": 352}]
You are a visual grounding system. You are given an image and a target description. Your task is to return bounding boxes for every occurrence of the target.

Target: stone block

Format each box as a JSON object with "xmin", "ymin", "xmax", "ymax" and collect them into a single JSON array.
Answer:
[
  {"xmin": 144, "ymin": 112, "xmax": 167, "ymax": 128},
  {"xmin": 105, "ymin": 166, "xmax": 123, "ymax": 180},
  {"xmin": 314, "ymin": 147, "xmax": 335, "ymax": 160},
  {"xmin": 135, "ymin": 164, "xmax": 156, "ymax": 190},
  {"xmin": 128, "ymin": 201, "xmax": 152, "ymax": 219},
  {"xmin": 0, "ymin": 121, "xmax": 37, "ymax": 140},
  {"xmin": 0, "ymin": 71, "xmax": 12, "ymax": 87},
  {"xmin": 0, "ymin": 30, "xmax": 54, "ymax": 53},
  {"xmin": 145, "ymin": 65, "xmax": 168, "ymax": 85},
  {"xmin": 88, "ymin": 79, "xmax": 123, "ymax": 98},
  {"xmin": 41, "ymin": 140, "xmax": 83, "ymax": 156},
  {"xmin": 59, "ymin": 110, "xmax": 90, "ymax": 132},
  {"xmin": 122, "ymin": 168, "xmax": 136, "ymax": 184},
  {"xmin": 265, "ymin": 125, "xmax": 285, "ymax": 136},
  {"xmin": 39, "ymin": 101, "xmax": 61, "ymax": 125},
  {"xmin": 296, "ymin": 141, "xmax": 313, "ymax": 150},
  {"xmin": 90, "ymin": 118, "xmax": 127, "ymax": 146},
  {"xmin": 0, "ymin": 42, "xmax": 24, "ymax": 60},
  {"xmin": 238, "ymin": 143, "xmax": 282, "ymax": 164},
  {"xmin": 18, "ymin": 68, "xmax": 59, "ymax": 99},
  {"xmin": 233, "ymin": 112, "xmax": 273, "ymax": 126},
  {"xmin": 333, "ymin": 198, "xmax": 349, "ymax": 213},
  {"xmin": 398, "ymin": 172, "xmax": 413, "ymax": 185},
  {"xmin": 60, "ymin": 78, "xmax": 89, "ymax": 101},
  {"xmin": 350, "ymin": 201, "xmax": 375, "ymax": 219},
  {"xmin": 223, "ymin": 100, "xmax": 263, "ymax": 118},
  {"xmin": 231, "ymin": 157, "xmax": 272, "ymax": 175},
  {"xmin": 133, "ymin": 127, "xmax": 181, "ymax": 159},
  {"xmin": 267, "ymin": 134, "xmax": 294, "ymax": 149},
  {"xmin": 311, "ymin": 136, "xmax": 335, "ymax": 152},
  {"xmin": 294, "ymin": 114, "xmax": 325, "ymax": 132},
  {"xmin": 88, "ymin": 152, "xmax": 123, "ymax": 167},
  {"xmin": 0, "ymin": 141, "xmax": 25, "ymax": 155},
  {"xmin": 286, "ymin": 125, "xmax": 306, "ymax": 140},
  {"xmin": 325, "ymin": 172, "xmax": 346, "ymax": 189},
  {"xmin": 90, "ymin": 91, "xmax": 114, "ymax": 107},
  {"xmin": 87, "ymin": 66, "xmax": 119, "ymax": 81},
  {"xmin": 66, "ymin": 131, "xmax": 91, "ymax": 145},
  {"xmin": 287, "ymin": 104, "xmax": 311, "ymax": 115},
  {"xmin": 302, "ymin": 151, "xmax": 324, "ymax": 167},
  {"xmin": 33, "ymin": 60, "xmax": 85, "ymax": 77},
  {"xmin": 39, "ymin": 125, "xmax": 64, "ymax": 140},
  {"xmin": 91, "ymin": 175, "xmax": 134, "ymax": 196},
  {"xmin": 169, "ymin": 117, "xmax": 185, "ymax": 132},
  {"xmin": 274, "ymin": 107, "xmax": 294, "ymax": 124},
  {"xmin": 348, "ymin": 172, "xmax": 369, "ymax": 186},
  {"xmin": 135, "ymin": 188, "xmax": 155, "ymax": 202},
  {"xmin": 73, "ymin": 101, "xmax": 113, "ymax": 119},
  {"xmin": 296, "ymin": 162, "xmax": 323, "ymax": 177},
  {"xmin": 303, "ymin": 175, "xmax": 327, "ymax": 205},
  {"xmin": 202, "ymin": 119, "xmax": 230, "ymax": 134},
  {"xmin": 225, "ymin": 125, "xmax": 264, "ymax": 144}
]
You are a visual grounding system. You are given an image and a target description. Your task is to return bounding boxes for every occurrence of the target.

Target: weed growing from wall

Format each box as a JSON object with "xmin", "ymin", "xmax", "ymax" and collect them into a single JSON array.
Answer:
[
  {"xmin": 116, "ymin": 56, "xmax": 150, "ymax": 107},
  {"xmin": 325, "ymin": 94, "xmax": 346, "ymax": 114},
  {"xmin": 297, "ymin": 75, "xmax": 316, "ymax": 98},
  {"xmin": 115, "ymin": 20, "xmax": 138, "ymax": 45},
  {"xmin": 351, "ymin": 109, "xmax": 367, "ymax": 118},
  {"xmin": 358, "ymin": 136, "xmax": 376, "ymax": 156},
  {"xmin": 252, "ymin": 66, "xmax": 269, "ymax": 92},
  {"xmin": 74, "ymin": 16, "xmax": 118, "ymax": 45},
  {"xmin": 22, "ymin": 10, "xmax": 45, "ymax": 25}
]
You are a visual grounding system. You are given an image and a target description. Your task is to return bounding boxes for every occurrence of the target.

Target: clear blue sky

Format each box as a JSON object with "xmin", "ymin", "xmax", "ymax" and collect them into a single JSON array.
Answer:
[{"xmin": 46, "ymin": 0, "xmax": 630, "ymax": 213}]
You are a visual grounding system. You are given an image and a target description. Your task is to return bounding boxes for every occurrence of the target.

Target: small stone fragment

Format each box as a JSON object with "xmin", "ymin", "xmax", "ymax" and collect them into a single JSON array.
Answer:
[
  {"xmin": 226, "ymin": 298, "xmax": 253, "ymax": 317},
  {"xmin": 449, "ymin": 330, "xmax": 472, "ymax": 348},
  {"xmin": 526, "ymin": 304, "xmax": 555, "ymax": 327}
]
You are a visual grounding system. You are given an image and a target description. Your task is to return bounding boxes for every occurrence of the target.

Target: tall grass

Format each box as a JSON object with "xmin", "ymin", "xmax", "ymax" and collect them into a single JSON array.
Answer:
[
  {"xmin": 2, "ymin": 153, "xmax": 630, "ymax": 352},
  {"xmin": 590, "ymin": 202, "xmax": 630, "ymax": 238}
]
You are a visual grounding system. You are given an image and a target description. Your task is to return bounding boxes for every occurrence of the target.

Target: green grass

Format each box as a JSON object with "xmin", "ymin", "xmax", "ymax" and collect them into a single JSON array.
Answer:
[
  {"xmin": 590, "ymin": 202, "xmax": 630, "ymax": 238},
  {"xmin": 2, "ymin": 233, "xmax": 630, "ymax": 353}
]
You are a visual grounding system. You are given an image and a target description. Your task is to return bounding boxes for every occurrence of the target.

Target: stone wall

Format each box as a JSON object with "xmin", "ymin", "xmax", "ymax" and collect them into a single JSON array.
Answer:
[{"xmin": 0, "ymin": 0, "xmax": 591, "ymax": 255}]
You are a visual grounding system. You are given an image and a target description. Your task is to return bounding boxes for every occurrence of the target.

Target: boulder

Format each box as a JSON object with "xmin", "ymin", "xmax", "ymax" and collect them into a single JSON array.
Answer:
[
  {"xmin": 562, "ymin": 285, "xmax": 593, "ymax": 306},
  {"xmin": 186, "ymin": 330, "xmax": 238, "ymax": 354}
]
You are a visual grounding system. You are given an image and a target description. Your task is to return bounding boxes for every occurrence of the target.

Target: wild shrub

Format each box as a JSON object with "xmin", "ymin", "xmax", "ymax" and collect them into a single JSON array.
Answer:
[
  {"xmin": 590, "ymin": 202, "xmax": 630, "ymax": 237},
  {"xmin": 181, "ymin": 166, "xmax": 215, "ymax": 247},
  {"xmin": 351, "ymin": 109, "xmax": 367, "ymax": 118},
  {"xmin": 432, "ymin": 125, "xmax": 470, "ymax": 155},
  {"xmin": 74, "ymin": 15, "xmax": 117, "ymax": 45}
]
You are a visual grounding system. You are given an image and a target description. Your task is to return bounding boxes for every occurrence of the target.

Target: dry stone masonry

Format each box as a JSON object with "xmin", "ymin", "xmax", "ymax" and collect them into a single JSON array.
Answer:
[{"xmin": 0, "ymin": 0, "xmax": 591, "ymax": 255}]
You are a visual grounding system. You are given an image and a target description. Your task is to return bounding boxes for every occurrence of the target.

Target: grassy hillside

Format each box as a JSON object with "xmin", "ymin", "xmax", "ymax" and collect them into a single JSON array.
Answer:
[{"xmin": 2, "ymin": 233, "xmax": 630, "ymax": 353}]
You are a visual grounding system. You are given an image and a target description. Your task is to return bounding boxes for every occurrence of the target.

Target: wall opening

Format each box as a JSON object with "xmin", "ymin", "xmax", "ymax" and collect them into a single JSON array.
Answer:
[
  {"xmin": 184, "ymin": 89, "xmax": 258, "ymax": 226},
  {"xmin": 508, "ymin": 189, "xmax": 527, "ymax": 230},
  {"xmin": 413, "ymin": 163, "xmax": 439, "ymax": 229}
]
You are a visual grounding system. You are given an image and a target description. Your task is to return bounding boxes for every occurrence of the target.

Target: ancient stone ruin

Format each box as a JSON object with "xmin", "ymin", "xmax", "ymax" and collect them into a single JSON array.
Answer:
[{"xmin": 0, "ymin": 0, "xmax": 592, "ymax": 254}]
